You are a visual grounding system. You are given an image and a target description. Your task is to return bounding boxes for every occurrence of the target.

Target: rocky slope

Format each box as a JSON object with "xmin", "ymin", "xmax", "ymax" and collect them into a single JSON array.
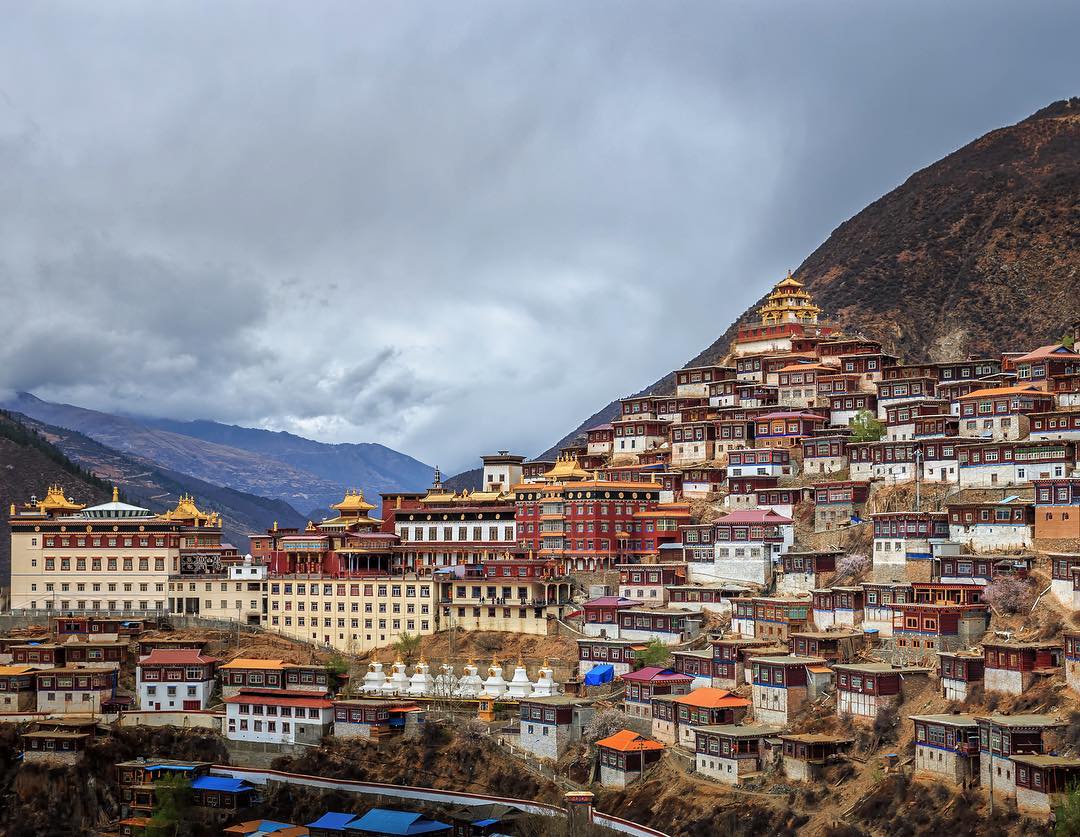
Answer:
[
  {"xmin": 540, "ymin": 97, "xmax": 1080, "ymax": 458},
  {"xmin": 3, "ymin": 392, "xmax": 433, "ymax": 513},
  {"xmin": 0, "ymin": 411, "xmax": 115, "ymax": 584},
  {"xmin": 1, "ymin": 410, "xmax": 307, "ymax": 559}
]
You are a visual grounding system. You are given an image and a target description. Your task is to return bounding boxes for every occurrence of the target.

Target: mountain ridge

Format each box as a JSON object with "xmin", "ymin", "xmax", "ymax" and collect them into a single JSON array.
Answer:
[
  {"xmin": 536, "ymin": 97, "xmax": 1080, "ymax": 459},
  {"xmin": 2, "ymin": 392, "xmax": 433, "ymax": 512}
]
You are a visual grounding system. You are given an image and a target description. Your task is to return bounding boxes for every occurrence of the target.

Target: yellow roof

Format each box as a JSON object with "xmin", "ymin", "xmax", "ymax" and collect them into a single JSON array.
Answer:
[
  {"xmin": 331, "ymin": 489, "xmax": 375, "ymax": 513},
  {"xmin": 33, "ymin": 485, "xmax": 85, "ymax": 514},
  {"xmin": 0, "ymin": 665, "xmax": 35, "ymax": 675},
  {"xmin": 775, "ymin": 271, "xmax": 804, "ymax": 289},
  {"xmin": 160, "ymin": 494, "xmax": 220, "ymax": 527},
  {"xmin": 542, "ymin": 454, "xmax": 592, "ymax": 482},
  {"xmin": 220, "ymin": 658, "xmax": 287, "ymax": 670}
]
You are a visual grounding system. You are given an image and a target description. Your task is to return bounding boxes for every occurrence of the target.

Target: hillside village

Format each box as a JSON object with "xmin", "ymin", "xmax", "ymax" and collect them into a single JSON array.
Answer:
[{"xmin": 3, "ymin": 274, "xmax": 1080, "ymax": 835}]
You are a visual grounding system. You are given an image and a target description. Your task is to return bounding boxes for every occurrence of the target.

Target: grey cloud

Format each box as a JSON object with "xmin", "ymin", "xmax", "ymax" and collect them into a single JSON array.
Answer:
[{"xmin": 0, "ymin": 1, "xmax": 1077, "ymax": 471}]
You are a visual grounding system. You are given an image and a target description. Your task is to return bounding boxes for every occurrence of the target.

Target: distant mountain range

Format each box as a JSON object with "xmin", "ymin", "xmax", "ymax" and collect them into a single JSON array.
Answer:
[
  {"xmin": 538, "ymin": 97, "xmax": 1080, "ymax": 458},
  {"xmin": 3, "ymin": 409, "xmax": 308, "ymax": 553},
  {"xmin": 2, "ymin": 392, "xmax": 434, "ymax": 518}
]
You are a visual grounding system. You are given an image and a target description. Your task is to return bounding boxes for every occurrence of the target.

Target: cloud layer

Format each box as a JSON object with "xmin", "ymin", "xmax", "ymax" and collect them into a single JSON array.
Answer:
[{"xmin": 0, "ymin": 2, "xmax": 1077, "ymax": 471}]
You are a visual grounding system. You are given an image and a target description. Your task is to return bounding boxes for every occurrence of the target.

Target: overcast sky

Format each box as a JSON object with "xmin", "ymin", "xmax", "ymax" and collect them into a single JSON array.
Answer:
[{"xmin": 0, "ymin": 2, "xmax": 1077, "ymax": 473}]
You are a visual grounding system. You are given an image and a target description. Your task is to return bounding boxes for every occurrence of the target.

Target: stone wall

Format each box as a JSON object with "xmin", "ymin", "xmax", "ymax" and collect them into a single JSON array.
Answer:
[
  {"xmin": 518, "ymin": 721, "xmax": 563, "ymax": 760},
  {"xmin": 599, "ymin": 764, "xmax": 629, "ymax": 789},
  {"xmin": 984, "ymin": 668, "xmax": 1026, "ymax": 696},
  {"xmin": 914, "ymin": 744, "xmax": 971, "ymax": 785}
]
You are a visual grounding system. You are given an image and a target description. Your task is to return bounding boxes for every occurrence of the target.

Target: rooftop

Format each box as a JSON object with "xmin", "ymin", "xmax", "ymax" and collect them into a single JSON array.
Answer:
[{"xmin": 595, "ymin": 729, "xmax": 665, "ymax": 753}]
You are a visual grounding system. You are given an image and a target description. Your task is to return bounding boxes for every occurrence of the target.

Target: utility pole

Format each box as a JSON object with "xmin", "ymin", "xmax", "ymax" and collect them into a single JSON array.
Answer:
[{"xmin": 914, "ymin": 447, "xmax": 923, "ymax": 512}]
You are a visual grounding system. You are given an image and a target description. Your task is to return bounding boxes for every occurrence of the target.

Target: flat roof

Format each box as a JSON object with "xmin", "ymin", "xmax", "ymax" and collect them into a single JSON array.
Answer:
[
  {"xmin": 975, "ymin": 713, "xmax": 1064, "ymax": 728},
  {"xmin": 693, "ymin": 724, "xmax": 781, "ymax": 737},
  {"xmin": 747, "ymin": 655, "xmax": 826, "ymax": 666},
  {"xmin": 834, "ymin": 663, "xmax": 932, "ymax": 674},
  {"xmin": 909, "ymin": 714, "xmax": 979, "ymax": 727}
]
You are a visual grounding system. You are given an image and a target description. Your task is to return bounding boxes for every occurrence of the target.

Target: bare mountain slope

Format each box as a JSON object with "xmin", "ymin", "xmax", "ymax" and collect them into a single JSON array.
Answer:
[{"xmin": 538, "ymin": 97, "xmax": 1080, "ymax": 459}]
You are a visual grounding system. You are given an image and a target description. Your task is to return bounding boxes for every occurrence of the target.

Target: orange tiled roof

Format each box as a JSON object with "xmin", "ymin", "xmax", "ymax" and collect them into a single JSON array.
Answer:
[
  {"xmin": 595, "ymin": 729, "xmax": 665, "ymax": 752},
  {"xmin": 671, "ymin": 687, "xmax": 751, "ymax": 709},
  {"xmin": 958, "ymin": 384, "xmax": 1050, "ymax": 399},
  {"xmin": 1014, "ymin": 344, "xmax": 1080, "ymax": 363}
]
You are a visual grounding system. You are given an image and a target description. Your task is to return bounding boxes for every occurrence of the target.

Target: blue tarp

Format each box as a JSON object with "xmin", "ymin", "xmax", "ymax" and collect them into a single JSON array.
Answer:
[
  {"xmin": 191, "ymin": 775, "xmax": 251, "ymax": 792},
  {"xmin": 584, "ymin": 664, "xmax": 614, "ymax": 685}
]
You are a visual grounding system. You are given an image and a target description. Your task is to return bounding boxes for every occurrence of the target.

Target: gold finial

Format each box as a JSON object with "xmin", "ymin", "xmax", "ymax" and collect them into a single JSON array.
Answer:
[
  {"xmin": 112, "ymin": 486, "xmax": 119, "ymax": 503},
  {"xmin": 542, "ymin": 657, "xmax": 550, "ymax": 668},
  {"xmin": 305, "ymin": 520, "xmax": 316, "ymax": 532},
  {"xmin": 8, "ymin": 503, "xmax": 14, "ymax": 516},
  {"xmin": 273, "ymin": 520, "xmax": 278, "ymax": 531}
]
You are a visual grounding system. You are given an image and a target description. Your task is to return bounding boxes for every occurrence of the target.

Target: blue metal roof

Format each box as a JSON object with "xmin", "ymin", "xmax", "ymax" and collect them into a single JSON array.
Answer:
[
  {"xmin": 191, "ymin": 775, "xmax": 251, "ymax": 792},
  {"xmin": 346, "ymin": 809, "xmax": 451, "ymax": 835},
  {"xmin": 308, "ymin": 812, "xmax": 360, "ymax": 830}
]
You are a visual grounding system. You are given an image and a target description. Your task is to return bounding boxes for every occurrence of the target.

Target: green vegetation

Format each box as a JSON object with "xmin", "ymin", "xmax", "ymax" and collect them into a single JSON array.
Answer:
[
  {"xmin": 634, "ymin": 638, "xmax": 670, "ymax": 669},
  {"xmin": 0, "ymin": 410, "xmax": 110, "ymax": 491},
  {"xmin": 147, "ymin": 773, "xmax": 192, "ymax": 836},
  {"xmin": 393, "ymin": 631, "xmax": 422, "ymax": 662},
  {"xmin": 1063, "ymin": 332, "xmax": 1076, "ymax": 349},
  {"xmin": 1056, "ymin": 781, "xmax": 1080, "ymax": 835},
  {"xmin": 849, "ymin": 409, "xmax": 886, "ymax": 442}
]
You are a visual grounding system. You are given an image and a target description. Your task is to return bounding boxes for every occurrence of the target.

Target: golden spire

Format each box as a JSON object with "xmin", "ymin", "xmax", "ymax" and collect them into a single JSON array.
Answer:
[
  {"xmin": 305, "ymin": 520, "xmax": 316, "ymax": 532},
  {"xmin": 112, "ymin": 486, "xmax": 119, "ymax": 503},
  {"xmin": 8, "ymin": 503, "xmax": 14, "ymax": 516},
  {"xmin": 273, "ymin": 520, "xmax": 278, "ymax": 531},
  {"xmin": 758, "ymin": 271, "xmax": 821, "ymax": 326}
]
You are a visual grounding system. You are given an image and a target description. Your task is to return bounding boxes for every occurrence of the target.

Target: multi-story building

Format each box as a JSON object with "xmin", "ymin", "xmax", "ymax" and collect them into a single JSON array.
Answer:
[
  {"xmin": 811, "ymin": 482, "xmax": 871, "ymax": 533},
  {"xmin": 385, "ymin": 471, "xmax": 517, "ymax": 574},
  {"xmin": 266, "ymin": 574, "xmax": 437, "ymax": 654},
  {"xmin": 9, "ymin": 486, "xmax": 222, "ymax": 615},
  {"xmin": 1033, "ymin": 478, "xmax": 1080, "ymax": 540},
  {"xmin": 693, "ymin": 724, "xmax": 779, "ymax": 785},
  {"xmin": 436, "ymin": 556, "xmax": 571, "ymax": 634},
  {"xmin": 752, "ymin": 411, "xmax": 828, "ymax": 449},
  {"xmin": 514, "ymin": 461, "xmax": 662, "ymax": 571},
  {"xmin": 957, "ymin": 440, "xmax": 1076, "ymax": 488},
  {"xmin": 937, "ymin": 650, "xmax": 984, "ymax": 701},
  {"xmin": 946, "ymin": 496, "xmax": 1034, "ymax": 551},
  {"xmin": 1029, "ymin": 409, "xmax": 1080, "ymax": 442},
  {"xmin": 224, "ymin": 689, "xmax": 334, "ymax": 746},
  {"xmin": 834, "ymin": 662, "xmax": 929, "ymax": 722},
  {"xmin": 871, "ymin": 511, "xmax": 949, "ymax": 581},
  {"xmin": 35, "ymin": 666, "xmax": 117, "ymax": 714},
  {"xmin": 726, "ymin": 448, "xmax": 791, "ymax": 478},
  {"xmin": 748, "ymin": 654, "xmax": 830, "ymax": 727},
  {"xmin": 956, "ymin": 385, "xmax": 1055, "ymax": 441},
  {"xmin": 911, "ymin": 714, "xmax": 980, "ymax": 784},
  {"xmin": 136, "ymin": 648, "xmax": 219, "ymax": 711},
  {"xmin": 731, "ymin": 273, "xmax": 835, "ymax": 357},
  {"xmin": 982, "ymin": 640, "xmax": 1061, "ymax": 695},
  {"xmin": 1013, "ymin": 344, "xmax": 1080, "ymax": 388},
  {"xmin": 219, "ymin": 659, "xmax": 333, "ymax": 698},
  {"xmin": 169, "ymin": 552, "xmax": 267, "ymax": 624},
  {"xmin": 693, "ymin": 509, "xmax": 793, "ymax": 586},
  {"xmin": 977, "ymin": 714, "xmax": 1064, "ymax": 809},
  {"xmin": 801, "ymin": 435, "xmax": 850, "ymax": 476}
]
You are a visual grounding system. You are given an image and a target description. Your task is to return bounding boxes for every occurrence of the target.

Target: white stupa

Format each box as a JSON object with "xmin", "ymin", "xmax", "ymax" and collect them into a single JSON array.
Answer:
[
  {"xmin": 383, "ymin": 659, "xmax": 411, "ymax": 695},
  {"xmin": 481, "ymin": 656, "xmax": 508, "ymax": 698},
  {"xmin": 407, "ymin": 658, "xmax": 434, "ymax": 696},
  {"xmin": 361, "ymin": 661, "xmax": 387, "ymax": 694},
  {"xmin": 506, "ymin": 658, "xmax": 534, "ymax": 699},
  {"xmin": 457, "ymin": 661, "xmax": 484, "ymax": 698},
  {"xmin": 532, "ymin": 658, "xmax": 557, "ymax": 697}
]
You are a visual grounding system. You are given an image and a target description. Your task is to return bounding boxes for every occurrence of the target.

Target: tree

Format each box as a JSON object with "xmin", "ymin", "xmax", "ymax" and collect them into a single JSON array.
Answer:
[
  {"xmin": 982, "ymin": 576, "xmax": 1035, "ymax": 615},
  {"xmin": 634, "ymin": 638, "xmax": 670, "ymax": 669},
  {"xmin": 393, "ymin": 631, "xmax": 422, "ymax": 662},
  {"xmin": 1062, "ymin": 332, "xmax": 1076, "ymax": 350},
  {"xmin": 1055, "ymin": 781, "xmax": 1080, "ymax": 835},
  {"xmin": 849, "ymin": 409, "xmax": 885, "ymax": 442},
  {"xmin": 584, "ymin": 708, "xmax": 634, "ymax": 743},
  {"xmin": 147, "ymin": 773, "xmax": 192, "ymax": 837}
]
